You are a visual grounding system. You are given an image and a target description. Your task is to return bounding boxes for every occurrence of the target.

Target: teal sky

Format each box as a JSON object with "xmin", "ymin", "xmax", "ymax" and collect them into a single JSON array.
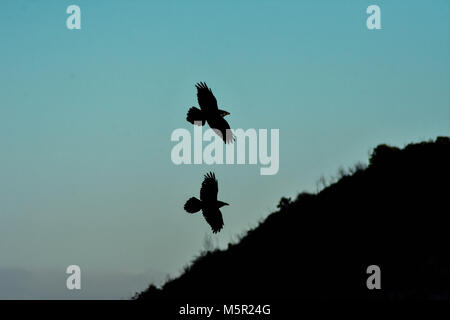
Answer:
[{"xmin": 0, "ymin": 0, "xmax": 449, "ymax": 298}]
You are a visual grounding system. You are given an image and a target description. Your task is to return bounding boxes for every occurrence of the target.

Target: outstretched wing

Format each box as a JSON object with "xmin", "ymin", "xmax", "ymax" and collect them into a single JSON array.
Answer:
[
  {"xmin": 202, "ymin": 208, "xmax": 224, "ymax": 233},
  {"xmin": 200, "ymin": 172, "xmax": 218, "ymax": 203},
  {"xmin": 196, "ymin": 82, "xmax": 218, "ymax": 112},
  {"xmin": 209, "ymin": 116, "xmax": 234, "ymax": 144}
]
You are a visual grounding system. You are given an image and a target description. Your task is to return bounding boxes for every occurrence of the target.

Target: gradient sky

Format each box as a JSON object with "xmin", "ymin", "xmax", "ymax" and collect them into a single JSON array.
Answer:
[{"xmin": 0, "ymin": 0, "xmax": 449, "ymax": 299}]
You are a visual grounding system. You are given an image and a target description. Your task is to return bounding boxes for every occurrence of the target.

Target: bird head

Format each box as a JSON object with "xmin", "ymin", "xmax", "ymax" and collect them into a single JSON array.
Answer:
[
  {"xmin": 217, "ymin": 201, "xmax": 229, "ymax": 208},
  {"xmin": 219, "ymin": 110, "xmax": 230, "ymax": 117}
]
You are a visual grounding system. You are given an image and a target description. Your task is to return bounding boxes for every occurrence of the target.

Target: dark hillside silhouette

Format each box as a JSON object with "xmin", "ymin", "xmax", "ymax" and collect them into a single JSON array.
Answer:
[{"xmin": 137, "ymin": 137, "xmax": 449, "ymax": 300}]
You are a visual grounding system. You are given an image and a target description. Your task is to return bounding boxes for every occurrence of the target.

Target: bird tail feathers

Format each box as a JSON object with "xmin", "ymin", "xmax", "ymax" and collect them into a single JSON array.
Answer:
[
  {"xmin": 184, "ymin": 197, "xmax": 202, "ymax": 213},
  {"xmin": 186, "ymin": 107, "xmax": 205, "ymax": 126}
]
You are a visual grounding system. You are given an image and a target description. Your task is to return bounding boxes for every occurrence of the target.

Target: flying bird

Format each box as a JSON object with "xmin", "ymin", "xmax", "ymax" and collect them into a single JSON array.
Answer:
[
  {"xmin": 186, "ymin": 82, "xmax": 234, "ymax": 143},
  {"xmin": 184, "ymin": 172, "xmax": 229, "ymax": 233}
]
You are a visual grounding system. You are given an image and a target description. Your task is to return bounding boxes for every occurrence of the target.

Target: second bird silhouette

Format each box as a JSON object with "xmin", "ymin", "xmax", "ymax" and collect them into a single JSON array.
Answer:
[
  {"xmin": 186, "ymin": 82, "xmax": 234, "ymax": 143},
  {"xmin": 184, "ymin": 172, "xmax": 229, "ymax": 233}
]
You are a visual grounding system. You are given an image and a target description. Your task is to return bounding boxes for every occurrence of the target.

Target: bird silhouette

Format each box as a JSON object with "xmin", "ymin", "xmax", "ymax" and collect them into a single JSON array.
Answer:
[
  {"xmin": 186, "ymin": 82, "xmax": 234, "ymax": 143},
  {"xmin": 184, "ymin": 172, "xmax": 229, "ymax": 233}
]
